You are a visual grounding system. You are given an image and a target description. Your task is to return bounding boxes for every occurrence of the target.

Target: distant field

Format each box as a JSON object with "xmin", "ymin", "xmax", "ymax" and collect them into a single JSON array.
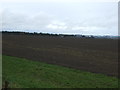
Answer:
[
  {"xmin": 2, "ymin": 55, "xmax": 119, "ymax": 88},
  {"xmin": 2, "ymin": 33, "xmax": 118, "ymax": 76}
]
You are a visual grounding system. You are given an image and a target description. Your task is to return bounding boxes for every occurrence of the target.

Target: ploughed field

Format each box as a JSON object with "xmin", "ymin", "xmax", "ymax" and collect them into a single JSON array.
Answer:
[{"xmin": 2, "ymin": 33, "xmax": 118, "ymax": 76}]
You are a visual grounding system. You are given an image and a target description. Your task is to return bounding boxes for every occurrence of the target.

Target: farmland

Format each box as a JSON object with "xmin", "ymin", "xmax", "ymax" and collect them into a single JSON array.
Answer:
[
  {"xmin": 2, "ymin": 33, "xmax": 118, "ymax": 76},
  {"xmin": 2, "ymin": 32, "xmax": 119, "ymax": 88}
]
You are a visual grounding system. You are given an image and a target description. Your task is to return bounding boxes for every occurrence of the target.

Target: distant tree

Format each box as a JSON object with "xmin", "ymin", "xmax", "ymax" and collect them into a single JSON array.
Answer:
[
  {"xmin": 90, "ymin": 35, "xmax": 94, "ymax": 38},
  {"xmin": 82, "ymin": 35, "xmax": 86, "ymax": 38}
]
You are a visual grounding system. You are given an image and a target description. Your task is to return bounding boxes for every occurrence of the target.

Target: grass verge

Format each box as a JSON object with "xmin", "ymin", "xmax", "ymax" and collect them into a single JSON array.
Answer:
[{"xmin": 2, "ymin": 55, "xmax": 119, "ymax": 88}]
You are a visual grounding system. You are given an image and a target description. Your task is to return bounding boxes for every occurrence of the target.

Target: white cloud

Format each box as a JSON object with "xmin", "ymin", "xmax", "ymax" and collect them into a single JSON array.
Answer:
[
  {"xmin": 51, "ymin": 21, "xmax": 66, "ymax": 26},
  {"xmin": 1, "ymin": 0, "xmax": 118, "ymax": 3},
  {"xmin": 72, "ymin": 26, "xmax": 107, "ymax": 33},
  {"xmin": 1, "ymin": 2, "xmax": 118, "ymax": 35},
  {"xmin": 46, "ymin": 20, "xmax": 67, "ymax": 30},
  {"xmin": 46, "ymin": 24, "xmax": 67, "ymax": 30},
  {"xmin": 1, "ymin": 10, "xmax": 53, "ymax": 31}
]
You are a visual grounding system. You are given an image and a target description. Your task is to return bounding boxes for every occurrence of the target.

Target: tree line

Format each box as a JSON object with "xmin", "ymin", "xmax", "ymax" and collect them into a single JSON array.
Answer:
[{"xmin": 1, "ymin": 31, "xmax": 95, "ymax": 38}]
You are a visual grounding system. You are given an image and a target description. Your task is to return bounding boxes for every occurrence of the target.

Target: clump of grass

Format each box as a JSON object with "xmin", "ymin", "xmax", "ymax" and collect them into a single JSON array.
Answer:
[{"xmin": 2, "ymin": 55, "xmax": 119, "ymax": 88}]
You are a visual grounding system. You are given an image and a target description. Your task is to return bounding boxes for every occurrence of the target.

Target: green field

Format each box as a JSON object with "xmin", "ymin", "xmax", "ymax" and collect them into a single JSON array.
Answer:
[{"xmin": 2, "ymin": 55, "xmax": 119, "ymax": 88}]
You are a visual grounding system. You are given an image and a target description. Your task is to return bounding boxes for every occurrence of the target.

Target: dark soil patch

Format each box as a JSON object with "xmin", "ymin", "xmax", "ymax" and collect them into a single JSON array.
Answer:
[{"xmin": 2, "ymin": 34, "xmax": 118, "ymax": 76}]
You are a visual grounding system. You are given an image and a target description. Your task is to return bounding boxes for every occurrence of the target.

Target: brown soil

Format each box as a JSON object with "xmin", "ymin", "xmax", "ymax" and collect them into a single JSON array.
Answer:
[{"xmin": 2, "ymin": 34, "xmax": 118, "ymax": 76}]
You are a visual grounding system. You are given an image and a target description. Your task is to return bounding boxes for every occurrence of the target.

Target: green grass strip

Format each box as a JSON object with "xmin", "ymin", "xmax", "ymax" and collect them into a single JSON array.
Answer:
[{"xmin": 2, "ymin": 55, "xmax": 119, "ymax": 88}]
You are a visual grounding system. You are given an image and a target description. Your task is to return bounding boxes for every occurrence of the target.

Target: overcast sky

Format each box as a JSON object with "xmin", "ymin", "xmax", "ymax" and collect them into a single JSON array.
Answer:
[{"xmin": 0, "ymin": 0, "xmax": 118, "ymax": 36}]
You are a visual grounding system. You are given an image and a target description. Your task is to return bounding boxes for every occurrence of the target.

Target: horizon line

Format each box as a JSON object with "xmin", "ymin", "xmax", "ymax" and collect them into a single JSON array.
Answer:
[{"xmin": 1, "ymin": 30, "xmax": 119, "ymax": 37}]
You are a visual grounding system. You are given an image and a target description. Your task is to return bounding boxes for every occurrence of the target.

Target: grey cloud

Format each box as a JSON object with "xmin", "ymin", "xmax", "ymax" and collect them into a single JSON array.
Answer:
[{"xmin": 1, "ymin": 2, "xmax": 118, "ymax": 35}]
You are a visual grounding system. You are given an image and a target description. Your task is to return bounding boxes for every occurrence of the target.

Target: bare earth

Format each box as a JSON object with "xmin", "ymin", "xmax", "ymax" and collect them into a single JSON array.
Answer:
[{"xmin": 2, "ymin": 33, "xmax": 118, "ymax": 76}]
